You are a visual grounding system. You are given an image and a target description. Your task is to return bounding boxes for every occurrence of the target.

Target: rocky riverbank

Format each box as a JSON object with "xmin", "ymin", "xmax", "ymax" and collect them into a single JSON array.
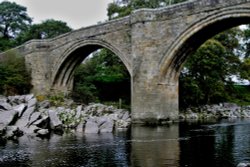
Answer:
[
  {"xmin": 1, "ymin": 94, "xmax": 250, "ymax": 141},
  {"xmin": 0, "ymin": 94, "xmax": 131, "ymax": 141},
  {"xmin": 180, "ymin": 103, "xmax": 250, "ymax": 120}
]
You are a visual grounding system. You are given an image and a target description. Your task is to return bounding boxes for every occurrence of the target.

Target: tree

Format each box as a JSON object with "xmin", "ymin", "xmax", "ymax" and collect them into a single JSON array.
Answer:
[
  {"xmin": 17, "ymin": 19, "xmax": 72, "ymax": 44},
  {"xmin": 0, "ymin": 51, "xmax": 32, "ymax": 95},
  {"xmin": 179, "ymin": 28, "xmax": 243, "ymax": 107},
  {"xmin": 107, "ymin": 0, "xmax": 187, "ymax": 19},
  {"xmin": 72, "ymin": 49, "xmax": 130, "ymax": 104},
  {"xmin": 240, "ymin": 58, "xmax": 250, "ymax": 82},
  {"xmin": 0, "ymin": 1, "xmax": 32, "ymax": 51}
]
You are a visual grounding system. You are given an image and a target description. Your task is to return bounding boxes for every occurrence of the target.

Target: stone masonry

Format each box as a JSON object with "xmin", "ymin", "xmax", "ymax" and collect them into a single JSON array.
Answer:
[{"xmin": 1, "ymin": 0, "xmax": 250, "ymax": 123}]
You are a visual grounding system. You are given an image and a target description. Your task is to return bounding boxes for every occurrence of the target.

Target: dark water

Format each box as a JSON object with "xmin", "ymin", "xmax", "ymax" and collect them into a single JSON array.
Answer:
[{"xmin": 1, "ymin": 119, "xmax": 250, "ymax": 167}]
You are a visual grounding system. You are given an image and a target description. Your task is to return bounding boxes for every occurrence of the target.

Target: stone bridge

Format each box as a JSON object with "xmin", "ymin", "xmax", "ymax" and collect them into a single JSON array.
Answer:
[{"xmin": 3, "ymin": 0, "xmax": 250, "ymax": 123}]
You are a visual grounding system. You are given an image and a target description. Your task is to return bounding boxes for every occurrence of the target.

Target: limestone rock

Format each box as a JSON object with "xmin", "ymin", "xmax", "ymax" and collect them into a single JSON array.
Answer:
[
  {"xmin": 85, "ymin": 119, "xmax": 99, "ymax": 134},
  {"xmin": 13, "ymin": 104, "xmax": 27, "ymax": 118},
  {"xmin": 237, "ymin": 163, "xmax": 250, "ymax": 167},
  {"xmin": 36, "ymin": 129, "xmax": 49, "ymax": 136},
  {"xmin": 0, "ymin": 110, "xmax": 18, "ymax": 125},
  {"xmin": 5, "ymin": 126, "xmax": 23, "ymax": 139},
  {"xmin": 48, "ymin": 110, "xmax": 63, "ymax": 130},
  {"xmin": 99, "ymin": 118, "xmax": 114, "ymax": 133},
  {"xmin": 0, "ymin": 102, "xmax": 12, "ymax": 111}
]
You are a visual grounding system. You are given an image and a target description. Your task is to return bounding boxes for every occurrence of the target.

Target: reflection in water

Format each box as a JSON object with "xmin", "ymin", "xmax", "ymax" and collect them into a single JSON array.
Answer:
[
  {"xmin": 0, "ymin": 119, "xmax": 250, "ymax": 167},
  {"xmin": 131, "ymin": 124, "xmax": 180, "ymax": 167}
]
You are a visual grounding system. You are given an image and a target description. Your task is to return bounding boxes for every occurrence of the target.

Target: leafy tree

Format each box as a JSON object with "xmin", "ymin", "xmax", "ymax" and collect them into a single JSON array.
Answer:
[
  {"xmin": 17, "ymin": 19, "xmax": 72, "ymax": 44},
  {"xmin": 108, "ymin": 0, "xmax": 186, "ymax": 19},
  {"xmin": 72, "ymin": 49, "xmax": 130, "ymax": 104},
  {"xmin": 179, "ymin": 28, "xmax": 245, "ymax": 108},
  {"xmin": 240, "ymin": 58, "xmax": 250, "ymax": 82},
  {"xmin": 0, "ymin": 1, "xmax": 32, "ymax": 51},
  {"xmin": 0, "ymin": 51, "xmax": 32, "ymax": 95}
]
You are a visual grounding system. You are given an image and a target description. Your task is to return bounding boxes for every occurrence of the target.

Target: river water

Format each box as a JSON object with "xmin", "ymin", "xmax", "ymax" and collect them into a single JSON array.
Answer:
[{"xmin": 1, "ymin": 119, "xmax": 250, "ymax": 167}]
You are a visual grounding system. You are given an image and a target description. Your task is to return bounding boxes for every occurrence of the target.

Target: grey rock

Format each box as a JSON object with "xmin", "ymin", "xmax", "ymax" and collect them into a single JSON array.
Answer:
[
  {"xmin": 38, "ymin": 100, "xmax": 50, "ymax": 109},
  {"xmin": 25, "ymin": 94, "xmax": 34, "ymax": 102},
  {"xmin": 5, "ymin": 126, "xmax": 23, "ymax": 139},
  {"xmin": 85, "ymin": 119, "xmax": 99, "ymax": 134},
  {"xmin": 0, "ymin": 102, "xmax": 12, "ymax": 110},
  {"xmin": 76, "ymin": 123, "xmax": 84, "ymax": 132},
  {"xmin": 99, "ymin": 118, "xmax": 114, "ymax": 133},
  {"xmin": 48, "ymin": 110, "xmax": 63, "ymax": 130},
  {"xmin": 33, "ymin": 115, "xmax": 49, "ymax": 129},
  {"xmin": 36, "ymin": 129, "xmax": 49, "ymax": 136},
  {"xmin": 0, "ymin": 110, "xmax": 18, "ymax": 125},
  {"xmin": 27, "ymin": 98, "xmax": 37, "ymax": 108},
  {"xmin": 122, "ymin": 111, "xmax": 130, "ymax": 120},
  {"xmin": 28, "ymin": 112, "xmax": 41, "ymax": 126},
  {"xmin": 237, "ymin": 163, "xmax": 250, "ymax": 167},
  {"xmin": 115, "ymin": 120, "xmax": 130, "ymax": 129},
  {"xmin": 15, "ymin": 107, "xmax": 35, "ymax": 127},
  {"xmin": 0, "ymin": 123, "xmax": 6, "ymax": 135},
  {"xmin": 13, "ymin": 104, "xmax": 26, "ymax": 117}
]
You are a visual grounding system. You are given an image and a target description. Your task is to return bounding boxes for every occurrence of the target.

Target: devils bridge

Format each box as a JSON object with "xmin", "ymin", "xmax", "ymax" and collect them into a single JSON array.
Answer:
[{"xmin": 3, "ymin": 0, "xmax": 250, "ymax": 123}]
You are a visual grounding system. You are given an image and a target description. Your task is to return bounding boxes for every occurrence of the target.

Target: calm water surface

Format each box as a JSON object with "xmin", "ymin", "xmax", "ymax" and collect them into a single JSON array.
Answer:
[{"xmin": 1, "ymin": 119, "xmax": 250, "ymax": 167}]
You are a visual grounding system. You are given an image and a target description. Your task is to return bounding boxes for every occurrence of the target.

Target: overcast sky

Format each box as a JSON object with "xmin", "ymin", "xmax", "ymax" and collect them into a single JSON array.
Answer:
[{"xmin": 4, "ymin": 0, "xmax": 113, "ymax": 29}]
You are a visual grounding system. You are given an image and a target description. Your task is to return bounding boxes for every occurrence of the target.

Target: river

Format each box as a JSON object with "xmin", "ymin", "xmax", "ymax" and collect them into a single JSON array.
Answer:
[{"xmin": 0, "ymin": 119, "xmax": 250, "ymax": 167}]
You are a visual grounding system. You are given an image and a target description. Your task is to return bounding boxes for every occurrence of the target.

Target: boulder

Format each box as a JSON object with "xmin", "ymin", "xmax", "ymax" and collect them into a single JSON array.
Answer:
[
  {"xmin": 13, "ymin": 104, "xmax": 27, "ymax": 118},
  {"xmin": 5, "ymin": 126, "xmax": 23, "ymax": 139},
  {"xmin": 0, "ymin": 110, "xmax": 18, "ymax": 125},
  {"xmin": 15, "ymin": 107, "xmax": 35, "ymax": 127},
  {"xmin": 38, "ymin": 100, "xmax": 50, "ymax": 109},
  {"xmin": 36, "ymin": 129, "xmax": 49, "ymax": 136},
  {"xmin": 99, "ymin": 118, "xmax": 114, "ymax": 133},
  {"xmin": 48, "ymin": 110, "xmax": 63, "ymax": 130},
  {"xmin": 0, "ymin": 123, "xmax": 6, "ymax": 136},
  {"xmin": 25, "ymin": 94, "xmax": 34, "ymax": 102},
  {"xmin": 85, "ymin": 119, "xmax": 99, "ymax": 133},
  {"xmin": 27, "ymin": 98, "xmax": 37, "ymax": 108},
  {"xmin": 28, "ymin": 112, "xmax": 41, "ymax": 126},
  {"xmin": 33, "ymin": 115, "xmax": 49, "ymax": 129},
  {"xmin": 237, "ymin": 163, "xmax": 250, "ymax": 167},
  {"xmin": 0, "ymin": 102, "xmax": 12, "ymax": 110}
]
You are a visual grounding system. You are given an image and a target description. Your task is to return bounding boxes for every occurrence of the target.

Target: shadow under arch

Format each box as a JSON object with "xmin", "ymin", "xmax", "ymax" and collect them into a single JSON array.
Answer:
[
  {"xmin": 52, "ymin": 39, "xmax": 131, "ymax": 91},
  {"xmin": 159, "ymin": 7, "xmax": 250, "ymax": 83}
]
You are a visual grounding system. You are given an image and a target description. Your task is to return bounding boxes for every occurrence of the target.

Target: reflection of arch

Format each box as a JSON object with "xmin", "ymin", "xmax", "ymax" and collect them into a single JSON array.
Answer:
[
  {"xmin": 159, "ymin": 7, "xmax": 250, "ymax": 82},
  {"xmin": 52, "ymin": 39, "xmax": 131, "ymax": 89}
]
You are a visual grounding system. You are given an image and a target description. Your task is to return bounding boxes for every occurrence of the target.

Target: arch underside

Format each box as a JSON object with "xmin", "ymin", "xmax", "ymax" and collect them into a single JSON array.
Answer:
[
  {"xmin": 52, "ymin": 42, "xmax": 130, "ymax": 92},
  {"xmin": 160, "ymin": 7, "xmax": 250, "ymax": 83}
]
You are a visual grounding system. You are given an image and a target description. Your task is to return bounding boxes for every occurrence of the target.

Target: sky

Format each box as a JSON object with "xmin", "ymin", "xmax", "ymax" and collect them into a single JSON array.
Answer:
[{"xmin": 4, "ymin": 0, "xmax": 113, "ymax": 29}]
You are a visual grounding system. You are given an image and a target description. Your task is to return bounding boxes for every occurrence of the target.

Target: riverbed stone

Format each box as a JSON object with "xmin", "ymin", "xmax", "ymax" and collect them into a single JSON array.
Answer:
[
  {"xmin": 48, "ymin": 110, "xmax": 63, "ymax": 130},
  {"xmin": 25, "ymin": 94, "xmax": 34, "ymax": 102},
  {"xmin": 5, "ymin": 126, "xmax": 23, "ymax": 139},
  {"xmin": 27, "ymin": 98, "xmax": 37, "ymax": 108},
  {"xmin": 0, "ymin": 102, "xmax": 12, "ymax": 111},
  {"xmin": 0, "ymin": 110, "xmax": 18, "ymax": 125},
  {"xmin": 237, "ymin": 162, "xmax": 250, "ymax": 167},
  {"xmin": 13, "ymin": 104, "xmax": 27, "ymax": 118},
  {"xmin": 15, "ymin": 106, "xmax": 35, "ymax": 127},
  {"xmin": 85, "ymin": 119, "xmax": 99, "ymax": 134},
  {"xmin": 28, "ymin": 112, "xmax": 41, "ymax": 126},
  {"xmin": 36, "ymin": 129, "xmax": 49, "ymax": 136},
  {"xmin": 99, "ymin": 118, "xmax": 114, "ymax": 133}
]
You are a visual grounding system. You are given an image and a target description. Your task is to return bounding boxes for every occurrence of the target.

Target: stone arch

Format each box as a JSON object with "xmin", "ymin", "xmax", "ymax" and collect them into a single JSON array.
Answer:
[
  {"xmin": 159, "ymin": 6, "xmax": 250, "ymax": 83},
  {"xmin": 51, "ymin": 39, "xmax": 131, "ymax": 92}
]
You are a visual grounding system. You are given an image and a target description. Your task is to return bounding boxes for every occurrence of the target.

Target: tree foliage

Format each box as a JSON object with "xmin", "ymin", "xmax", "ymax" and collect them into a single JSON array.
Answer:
[
  {"xmin": 17, "ymin": 19, "xmax": 72, "ymax": 44},
  {"xmin": 0, "ymin": 51, "xmax": 32, "ymax": 95},
  {"xmin": 0, "ymin": 1, "xmax": 72, "ymax": 96},
  {"xmin": 0, "ymin": 1, "xmax": 32, "ymax": 51},
  {"xmin": 72, "ymin": 49, "xmax": 130, "ymax": 104}
]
